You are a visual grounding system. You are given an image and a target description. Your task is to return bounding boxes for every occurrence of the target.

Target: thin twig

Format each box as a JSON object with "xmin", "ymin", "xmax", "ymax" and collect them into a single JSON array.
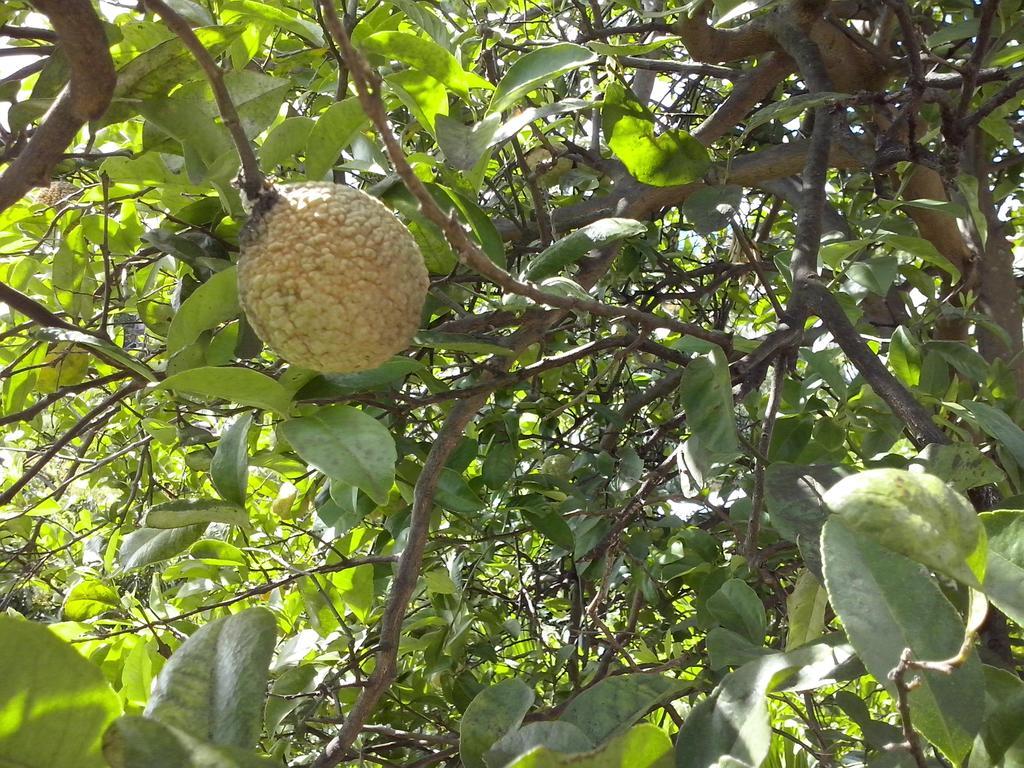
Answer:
[
  {"xmin": 744, "ymin": 356, "xmax": 785, "ymax": 564},
  {"xmin": 80, "ymin": 556, "xmax": 398, "ymax": 641},
  {"xmin": 773, "ymin": 18, "xmax": 949, "ymax": 448},
  {"xmin": 317, "ymin": 0, "xmax": 729, "ymax": 349},
  {"xmin": 0, "ymin": 381, "xmax": 145, "ymax": 508},
  {"xmin": 140, "ymin": 0, "xmax": 264, "ymax": 199},
  {"xmin": 311, "ymin": 393, "xmax": 492, "ymax": 767}
]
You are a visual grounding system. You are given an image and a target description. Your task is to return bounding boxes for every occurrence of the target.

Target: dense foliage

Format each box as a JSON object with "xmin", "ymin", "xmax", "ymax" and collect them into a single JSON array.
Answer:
[{"xmin": 1, "ymin": 0, "xmax": 1023, "ymax": 766}]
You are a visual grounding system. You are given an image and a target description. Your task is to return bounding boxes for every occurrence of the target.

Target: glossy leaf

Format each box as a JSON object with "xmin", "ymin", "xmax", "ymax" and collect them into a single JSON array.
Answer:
[
  {"xmin": 506, "ymin": 724, "xmax": 672, "ymax": 768},
  {"xmin": 103, "ymin": 716, "xmax": 279, "ymax": 768},
  {"xmin": 143, "ymin": 498, "xmax": 250, "ymax": 530},
  {"xmin": 305, "ymin": 97, "xmax": 368, "ymax": 180},
  {"xmin": 158, "ymin": 366, "xmax": 293, "ymax": 415},
  {"xmin": 489, "ymin": 43, "xmax": 594, "ymax": 113},
  {"xmin": 706, "ymin": 579, "xmax": 767, "ymax": 644},
  {"xmin": 0, "ymin": 616, "xmax": 121, "ymax": 768},
  {"xmin": 603, "ymin": 83, "xmax": 710, "ymax": 187},
  {"xmin": 118, "ymin": 525, "xmax": 209, "ymax": 570},
  {"xmin": 560, "ymin": 673, "xmax": 688, "ymax": 744},
  {"xmin": 211, "ymin": 412, "xmax": 253, "ymax": 507},
  {"xmin": 280, "ymin": 405, "xmax": 396, "ymax": 505},
  {"xmin": 361, "ymin": 31, "xmax": 492, "ymax": 98},
  {"xmin": 675, "ymin": 652, "xmax": 799, "ymax": 768},
  {"xmin": 166, "ymin": 266, "xmax": 239, "ymax": 355},
  {"xmin": 461, "ymin": 679, "xmax": 535, "ymax": 768},
  {"xmin": 979, "ymin": 510, "xmax": 1024, "ymax": 625},
  {"xmin": 968, "ymin": 666, "xmax": 1024, "ymax": 768},
  {"xmin": 145, "ymin": 608, "xmax": 276, "ymax": 749},
  {"xmin": 821, "ymin": 518, "xmax": 984, "ymax": 763},
  {"xmin": 62, "ymin": 579, "xmax": 120, "ymax": 621},
  {"xmin": 523, "ymin": 219, "xmax": 648, "ymax": 281},
  {"xmin": 679, "ymin": 348, "xmax": 739, "ymax": 457},
  {"xmin": 486, "ymin": 722, "xmax": 594, "ymax": 767}
]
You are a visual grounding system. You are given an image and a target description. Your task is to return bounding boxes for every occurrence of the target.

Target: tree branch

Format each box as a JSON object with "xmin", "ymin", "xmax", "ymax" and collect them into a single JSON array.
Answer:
[
  {"xmin": 774, "ymin": 17, "xmax": 949, "ymax": 447},
  {"xmin": 0, "ymin": 0, "xmax": 115, "ymax": 214},
  {"xmin": 140, "ymin": 0, "xmax": 264, "ymax": 200},
  {"xmin": 0, "ymin": 380, "xmax": 145, "ymax": 508}
]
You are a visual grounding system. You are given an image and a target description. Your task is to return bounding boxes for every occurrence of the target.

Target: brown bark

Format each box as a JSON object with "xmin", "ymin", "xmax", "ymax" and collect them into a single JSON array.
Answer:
[{"xmin": 0, "ymin": 0, "xmax": 115, "ymax": 214}]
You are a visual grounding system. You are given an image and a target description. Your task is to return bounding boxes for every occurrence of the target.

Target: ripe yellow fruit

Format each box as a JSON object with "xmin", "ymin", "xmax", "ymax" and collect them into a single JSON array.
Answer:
[{"xmin": 237, "ymin": 182, "xmax": 428, "ymax": 373}]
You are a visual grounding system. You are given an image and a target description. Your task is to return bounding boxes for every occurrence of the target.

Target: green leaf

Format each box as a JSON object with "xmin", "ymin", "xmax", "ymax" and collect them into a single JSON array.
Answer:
[
  {"xmin": 507, "ymin": 724, "xmax": 673, "ymax": 768},
  {"xmin": 823, "ymin": 469, "xmax": 987, "ymax": 587},
  {"xmin": 166, "ymin": 266, "xmax": 239, "ymax": 355},
  {"xmin": 523, "ymin": 508, "xmax": 575, "ymax": 549},
  {"xmin": 295, "ymin": 358, "xmax": 426, "ymax": 400},
  {"xmin": 912, "ymin": 442, "xmax": 1004, "ymax": 491},
  {"xmin": 523, "ymin": 219, "xmax": 648, "ymax": 280},
  {"xmin": 333, "ymin": 563, "xmax": 374, "ymax": 622},
  {"xmin": 103, "ymin": 716, "xmax": 279, "ymax": 768},
  {"xmin": 744, "ymin": 91, "xmax": 850, "ymax": 134},
  {"xmin": 979, "ymin": 510, "xmax": 1024, "ymax": 626},
  {"xmin": 62, "ymin": 579, "xmax": 120, "ymax": 621},
  {"xmin": 435, "ymin": 113, "xmax": 504, "ymax": 172},
  {"xmin": 38, "ymin": 327, "xmax": 157, "ymax": 381},
  {"xmin": 108, "ymin": 27, "xmax": 238, "ymax": 122},
  {"xmin": 414, "ymin": 330, "xmax": 517, "ymax": 356},
  {"xmin": 361, "ymin": 31, "xmax": 492, "ymax": 99},
  {"xmin": 846, "ymin": 255, "xmax": 899, "ymax": 295},
  {"xmin": 968, "ymin": 666, "xmax": 1024, "ymax": 768},
  {"xmin": 189, "ymin": 539, "xmax": 247, "ymax": 566},
  {"xmin": 388, "ymin": 69, "xmax": 449, "ymax": 131},
  {"xmin": 0, "ymin": 615, "xmax": 121, "ymax": 768},
  {"xmin": 681, "ymin": 186, "xmax": 743, "ymax": 234},
  {"xmin": 486, "ymin": 722, "xmax": 594, "ymax": 767},
  {"xmin": 959, "ymin": 401, "xmax": 1024, "ymax": 471},
  {"xmin": 489, "ymin": 43, "xmax": 595, "ymax": 113},
  {"xmin": 158, "ymin": 366, "xmax": 293, "ymax": 415},
  {"xmin": 560, "ymin": 674, "xmax": 689, "ymax": 744},
  {"xmin": 211, "ymin": 413, "xmax": 253, "ymax": 507},
  {"xmin": 461, "ymin": 679, "xmax": 535, "ymax": 768},
  {"xmin": 603, "ymin": 83, "xmax": 710, "ymax": 187},
  {"xmin": 889, "ymin": 326, "xmax": 921, "ymax": 386},
  {"xmin": 706, "ymin": 579, "xmax": 767, "ymax": 644},
  {"xmin": 436, "ymin": 467, "xmax": 485, "ymax": 513},
  {"xmin": 145, "ymin": 608, "xmax": 276, "ymax": 749},
  {"xmin": 679, "ymin": 348, "xmax": 739, "ymax": 457},
  {"xmin": 821, "ymin": 518, "xmax": 984, "ymax": 763},
  {"xmin": 707, "ymin": 627, "xmax": 773, "ymax": 669},
  {"xmin": 785, "ymin": 570, "xmax": 827, "ymax": 650},
  {"xmin": 436, "ymin": 100, "xmax": 591, "ymax": 171},
  {"xmin": 880, "ymin": 233, "xmax": 961, "ymax": 281},
  {"xmin": 280, "ymin": 404, "xmax": 397, "ymax": 505},
  {"xmin": 221, "ymin": 0, "xmax": 324, "ymax": 45},
  {"xmin": 304, "ymin": 97, "xmax": 367, "ymax": 180},
  {"xmin": 143, "ymin": 498, "xmax": 250, "ymax": 530},
  {"xmin": 774, "ymin": 635, "xmax": 862, "ymax": 692},
  {"xmin": 260, "ymin": 116, "xmax": 314, "ymax": 170},
  {"xmin": 675, "ymin": 652, "xmax": 799, "ymax": 768},
  {"xmin": 924, "ymin": 340, "xmax": 990, "ymax": 382},
  {"xmin": 764, "ymin": 464, "xmax": 844, "ymax": 544},
  {"xmin": 118, "ymin": 525, "xmax": 209, "ymax": 570}
]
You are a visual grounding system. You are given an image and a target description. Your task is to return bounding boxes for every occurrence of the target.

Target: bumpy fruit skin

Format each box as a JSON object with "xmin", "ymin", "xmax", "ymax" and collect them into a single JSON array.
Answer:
[
  {"xmin": 238, "ymin": 182, "xmax": 428, "ymax": 373},
  {"xmin": 32, "ymin": 180, "xmax": 80, "ymax": 207}
]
